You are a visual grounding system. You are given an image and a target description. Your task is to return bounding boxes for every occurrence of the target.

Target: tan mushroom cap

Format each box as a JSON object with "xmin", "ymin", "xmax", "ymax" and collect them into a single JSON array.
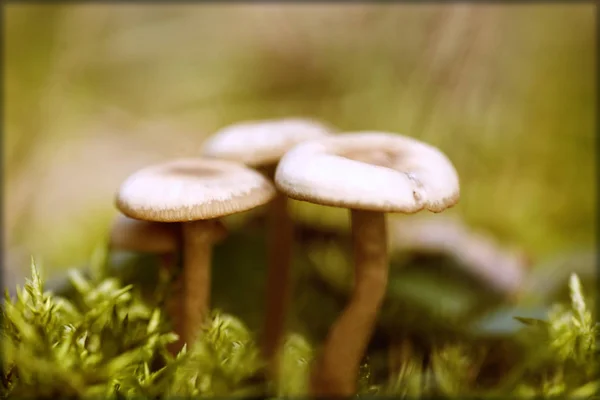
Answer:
[
  {"xmin": 200, "ymin": 118, "xmax": 335, "ymax": 167},
  {"xmin": 110, "ymin": 214, "xmax": 179, "ymax": 253},
  {"xmin": 116, "ymin": 158, "xmax": 277, "ymax": 223},
  {"xmin": 275, "ymin": 132, "xmax": 460, "ymax": 213}
]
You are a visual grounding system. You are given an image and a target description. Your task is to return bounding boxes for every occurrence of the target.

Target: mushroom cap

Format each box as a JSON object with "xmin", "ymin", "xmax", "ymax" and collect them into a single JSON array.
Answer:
[
  {"xmin": 110, "ymin": 214, "xmax": 179, "ymax": 253},
  {"xmin": 116, "ymin": 158, "xmax": 277, "ymax": 222},
  {"xmin": 389, "ymin": 216, "xmax": 525, "ymax": 294},
  {"xmin": 275, "ymin": 132, "xmax": 460, "ymax": 213},
  {"xmin": 200, "ymin": 118, "xmax": 335, "ymax": 167}
]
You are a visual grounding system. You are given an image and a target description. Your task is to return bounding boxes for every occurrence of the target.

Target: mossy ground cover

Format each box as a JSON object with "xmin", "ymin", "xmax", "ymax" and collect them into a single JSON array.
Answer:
[{"xmin": 2, "ymin": 250, "xmax": 597, "ymax": 399}]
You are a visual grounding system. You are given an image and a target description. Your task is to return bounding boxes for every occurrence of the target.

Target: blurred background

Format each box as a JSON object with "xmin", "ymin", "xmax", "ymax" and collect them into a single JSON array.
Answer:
[{"xmin": 3, "ymin": 4, "xmax": 595, "ymax": 302}]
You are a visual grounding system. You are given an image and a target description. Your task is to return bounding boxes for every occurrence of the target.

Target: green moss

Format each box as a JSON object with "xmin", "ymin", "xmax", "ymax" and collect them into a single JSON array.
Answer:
[{"xmin": 2, "ymin": 254, "xmax": 597, "ymax": 399}]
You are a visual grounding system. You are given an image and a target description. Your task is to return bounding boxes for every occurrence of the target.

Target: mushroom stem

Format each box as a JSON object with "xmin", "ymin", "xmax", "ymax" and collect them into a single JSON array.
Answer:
[
  {"xmin": 310, "ymin": 209, "xmax": 388, "ymax": 396},
  {"xmin": 182, "ymin": 219, "xmax": 218, "ymax": 346},
  {"xmin": 261, "ymin": 190, "xmax": 294, "ymax": 378}
]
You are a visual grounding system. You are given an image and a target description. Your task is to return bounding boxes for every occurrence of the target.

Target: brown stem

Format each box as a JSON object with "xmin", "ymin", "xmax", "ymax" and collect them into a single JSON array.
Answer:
[
  {"xmin": 310, "ymin": 209, "xmax": 388, "ymax": 397},
  {"xmin": 181, "ymin": 219, "xmax": 217, "ymax": 346},
  {"xmin": 261, "ymin": 191, "xmax": 294, "ymax": 379}
]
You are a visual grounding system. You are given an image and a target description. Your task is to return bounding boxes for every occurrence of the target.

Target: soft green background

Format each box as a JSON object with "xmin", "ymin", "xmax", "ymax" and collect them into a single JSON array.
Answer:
[{"xmin": 4, "ymin": 4, "xmax": 595, "ymax": 280}]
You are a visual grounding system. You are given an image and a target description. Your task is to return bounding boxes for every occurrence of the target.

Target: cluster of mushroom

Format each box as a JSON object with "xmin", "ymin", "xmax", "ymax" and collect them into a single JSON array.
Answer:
[{"xmin": 111, "ymin": 118, "xmax": 460, "ymax": 397}]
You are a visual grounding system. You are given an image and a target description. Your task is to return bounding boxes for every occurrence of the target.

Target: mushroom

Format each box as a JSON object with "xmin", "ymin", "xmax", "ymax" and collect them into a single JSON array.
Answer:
[
  {"xmin": 201, "ymin": 118, "xmax": 335, "ymax": 168},
  {"xmin": 388, "ymin": 215, "xmax": 527, "ymax": 297},
  {"xmin": 110, "ymin": 213, "xmax": 180, "ymax": 255},
  {"xmin": 201, "ymin": 117, "xmax": 335, "ymax": 376},
  {"xmin": 109, "ymin": 213, "xmax": 227, "ymax": 352},
  {"xmin": 115, "ymin": 158, "xmax": 276, "ymax": 346},
  {"xmin": 274, "ymin": 132, "xmax": 460, "ymax": 396},
  {"xmin": 109, "ymin": 214, "xmax": 180, "ymax": 340}
]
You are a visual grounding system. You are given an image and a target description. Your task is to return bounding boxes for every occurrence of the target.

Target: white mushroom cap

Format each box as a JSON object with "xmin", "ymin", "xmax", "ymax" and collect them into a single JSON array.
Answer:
[
  {"xmin": 200, "ymin": 118, "xmax": 335, "ymax": 167},
  {"xmin": 110, "ymin": 214, "xmax": 179, "ymax": 253},
  {"xmin": 275, "ymin": 132, "xmax": 460, "ymax": 213},
  {"xmin": 116, "ymin": 158, "xmax": 277, "ymax": 222}
]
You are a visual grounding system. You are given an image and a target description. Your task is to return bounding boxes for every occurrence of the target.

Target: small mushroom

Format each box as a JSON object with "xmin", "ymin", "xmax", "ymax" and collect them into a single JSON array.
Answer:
[
  {"xmin": 116, "ymin": 158, "xmax": 276, "ymax": 346},
  {"xmin": 109, "ymin": 214, "xmax": 181, "ymax": 348},
  {"xmin": 388, "ymin": 215, "xmax": 527, "ymax": 297},
  {"xmin": 109, "ymin": 213, "xmax": 227, "ymax": 352},
  {"xmin": 202, "ymin": 117, "xmax": 335, "ymax": 168},
  {"xmin": 110, "ymin": 213, "xmax": 180, "ymax": 254},
  {"xmin": 201, "ymin": 117, "xmax": 335, "ymax": 376},
  {"xmin": 275, "ymin": 132, "xmax": 460, "ymax": 396}
]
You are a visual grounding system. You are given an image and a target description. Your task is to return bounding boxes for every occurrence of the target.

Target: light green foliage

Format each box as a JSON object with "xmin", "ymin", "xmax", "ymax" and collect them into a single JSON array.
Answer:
[
  {"xmin": 0, "ymin": 259, "xmax": 178, "ymax": 399},
  {"xmin": 380, "ymin": 342, "xmax": 485, "ymax": 398},
  {"xmin": 0, "ymin": 258, "xmax": 271, "ymax": 399},
  {"xmin": 1, "ymin": 258, "xmax": 598, "ymax": 399},
  {"xmin": 382, "ymin": 350, "xmax": 429, "ymax": 398},
  {"xmin": 430, "ymin": 343, "xmax": 486, "ymax": 397},
  {"xmin": 167, "ymin": 311, "xmax": 265, "ymax": 397},
  {"xmin": 274, "ymin": 333, "xmax": 376, "ymax": 397},
  {"xmin": 275, "ymin": 333, "xmax": 314, "ymax": 396},
  {"xmin": 511, "ymin": 273, "xmax": 599, "ymax": 398},
  {"xmin": 376, "ymin": 274, "xmax": 598, "ymax": 399}
]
